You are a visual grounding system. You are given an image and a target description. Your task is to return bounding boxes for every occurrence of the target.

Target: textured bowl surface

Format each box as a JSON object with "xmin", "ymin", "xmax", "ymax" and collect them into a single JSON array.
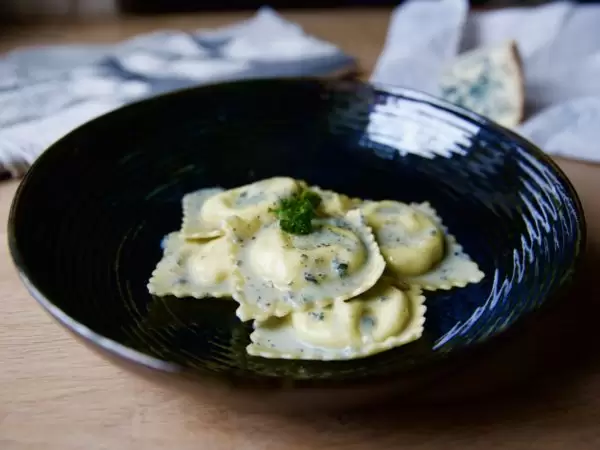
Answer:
[{"xmin": 8, "ymin": 78, "xmax": 585, "ymax": 386}]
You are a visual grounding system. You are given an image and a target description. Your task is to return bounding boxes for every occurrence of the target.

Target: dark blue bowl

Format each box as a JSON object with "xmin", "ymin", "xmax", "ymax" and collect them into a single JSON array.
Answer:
[{"xmin": 8, "ymin": 79, "xmax": 585, "ymax": 392}]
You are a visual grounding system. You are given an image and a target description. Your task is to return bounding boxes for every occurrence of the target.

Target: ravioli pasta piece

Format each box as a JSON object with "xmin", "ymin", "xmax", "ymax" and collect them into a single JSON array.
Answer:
[
  {"xmin": 364, "ymin": 200, "xmax": 484, "ymax": 290},
  {"xmin": 361, "ymin": 200, "xmax": 445, "ymax": 278},
  {"xmin": 247, "ymin": 279, "xmax": 425, "ymax": 360},
  {"xmin": 182, "ymin": 177, "xmax": 304, "ymax": 238},
  {"xmin": 181, "ymin": 187, "xmax": 226, "ymax": 238},
  {"xmin": 310, "ymin": 186, "xmax": 362, "ymax": 217},
  {"xmin": 407, "ymin": 202, "xmax": 484, "ymax": 290},
  {"xmin": 147, "ymin": 231, "xmax": 234, "ymax": 298},
  {"xmin": 228, "ymin": 209, "xmax": 386, "ymax": 321}
]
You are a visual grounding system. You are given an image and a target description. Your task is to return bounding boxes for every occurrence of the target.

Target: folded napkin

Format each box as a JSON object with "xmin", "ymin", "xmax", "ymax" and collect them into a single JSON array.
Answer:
[
  {"xmin": 373, "ymin": 0, "xmax": 600, "ymax": 163},
  {"xmin": 0, "ymin": 7, "xmax": 355, "ymax": 179}
]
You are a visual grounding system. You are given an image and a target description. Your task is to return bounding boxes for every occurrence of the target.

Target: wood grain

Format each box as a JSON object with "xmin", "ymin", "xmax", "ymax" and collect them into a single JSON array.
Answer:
[{"xmin": 1, "ymin": 9, "xmax": 600, "ymax": 450}]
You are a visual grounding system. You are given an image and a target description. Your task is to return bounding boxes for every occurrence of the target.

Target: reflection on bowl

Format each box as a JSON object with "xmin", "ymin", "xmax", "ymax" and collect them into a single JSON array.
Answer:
[{"xmin": 8, "ymin": 78, "xmax": 585, "ymax": 394}]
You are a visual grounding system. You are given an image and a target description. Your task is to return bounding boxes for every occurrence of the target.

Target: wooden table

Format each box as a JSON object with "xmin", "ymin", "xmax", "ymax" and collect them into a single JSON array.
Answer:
[{"xmin": 1, "ymin": 9, "xmax": 600, "ymax": 450}]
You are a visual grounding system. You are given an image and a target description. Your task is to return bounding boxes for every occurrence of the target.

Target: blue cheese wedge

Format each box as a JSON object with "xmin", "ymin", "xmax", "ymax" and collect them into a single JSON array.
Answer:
[
  {"xmin": 439, "ymin": 40, "xmax": 524, "ymax": 128},
  {"xmin": 247, "ymin": 278, "xmax": 425, "ymax": 360}
]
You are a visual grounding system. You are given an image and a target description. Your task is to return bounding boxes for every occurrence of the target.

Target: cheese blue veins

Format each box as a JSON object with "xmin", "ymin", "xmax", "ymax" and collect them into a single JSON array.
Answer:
[{"xmin": 439, "ymin": 40, "xmax": 524, "ymax": 129}]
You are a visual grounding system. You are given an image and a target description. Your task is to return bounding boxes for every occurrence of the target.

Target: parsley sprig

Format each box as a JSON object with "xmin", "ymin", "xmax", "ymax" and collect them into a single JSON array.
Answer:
[{"xmin": 271, "ymin": 189, "xmax": 322, "ymax": 235}]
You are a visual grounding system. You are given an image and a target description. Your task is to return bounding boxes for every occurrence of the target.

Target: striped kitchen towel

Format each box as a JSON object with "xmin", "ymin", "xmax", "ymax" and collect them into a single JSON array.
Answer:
[{"xmin": 0, "ymin": 7, "xmax": 355, "ymax": 179}]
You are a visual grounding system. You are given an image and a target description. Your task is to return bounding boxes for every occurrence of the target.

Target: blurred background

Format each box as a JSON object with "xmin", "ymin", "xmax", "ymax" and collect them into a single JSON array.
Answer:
[{"xmin": 0, "ymin": 0, "xmax": 561, "ymax": 20}]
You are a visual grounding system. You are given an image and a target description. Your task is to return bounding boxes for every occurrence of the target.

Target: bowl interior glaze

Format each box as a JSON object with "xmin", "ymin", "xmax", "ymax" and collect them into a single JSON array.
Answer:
[{"xmin": 8, "ymin": 79, "xmax": 585, "ymax": 386}]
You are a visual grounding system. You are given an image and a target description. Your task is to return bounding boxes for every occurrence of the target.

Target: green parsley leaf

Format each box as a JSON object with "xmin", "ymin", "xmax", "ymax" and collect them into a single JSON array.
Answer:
[{"xmin": 271, "ymin": 189, "xmax": 322, "ymax": 235}]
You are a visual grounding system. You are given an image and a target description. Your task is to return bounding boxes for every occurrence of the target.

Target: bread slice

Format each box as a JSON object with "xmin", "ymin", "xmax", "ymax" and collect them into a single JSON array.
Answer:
[{"xmin": 439, "ymin": 40, "xmax": 524, "ymax": 129}]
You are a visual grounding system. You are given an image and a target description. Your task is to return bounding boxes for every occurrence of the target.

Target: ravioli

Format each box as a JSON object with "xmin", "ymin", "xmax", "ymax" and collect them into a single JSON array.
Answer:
[
  {"xmin": 406, "ymin": 202, "xmax": 484, "ymax": 290},
  {"xmin": 227, "ymin": 209, "xmax": 386, "ymax": 321},
  {"xmin": 148, "ymin": 176, "xmax": 488, "ymax": 361},
  {"xmin": 181, "ymin": 187, "xmax": 225, "ymax": 238},
  {"xmin": 361, "ymin": 200, "xmax": 445, "ymax": 277},
  {"xmin": 363, "ymin": 200, "xmax": 483, "ymax": 290},
  {"xmin": 247, "ymin": 279, "xmax": 425, "ymax": 360},
  {"xmin": 181, "ymin": 177, "xmax": 304, "ymax": 238},
  {"xmin": 148, "ymin": 231, "xmax": 234, "ymax": 298},
  {"xmin": 310, "ymin": 186, "xmax": 361, "ymax": 217}
]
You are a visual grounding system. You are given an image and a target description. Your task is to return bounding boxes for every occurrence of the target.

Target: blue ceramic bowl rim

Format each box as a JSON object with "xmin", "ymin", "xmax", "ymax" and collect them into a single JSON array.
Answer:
[{"xmin": 7, "ymin": 77, "xmax": 587, "ymax": 382}]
